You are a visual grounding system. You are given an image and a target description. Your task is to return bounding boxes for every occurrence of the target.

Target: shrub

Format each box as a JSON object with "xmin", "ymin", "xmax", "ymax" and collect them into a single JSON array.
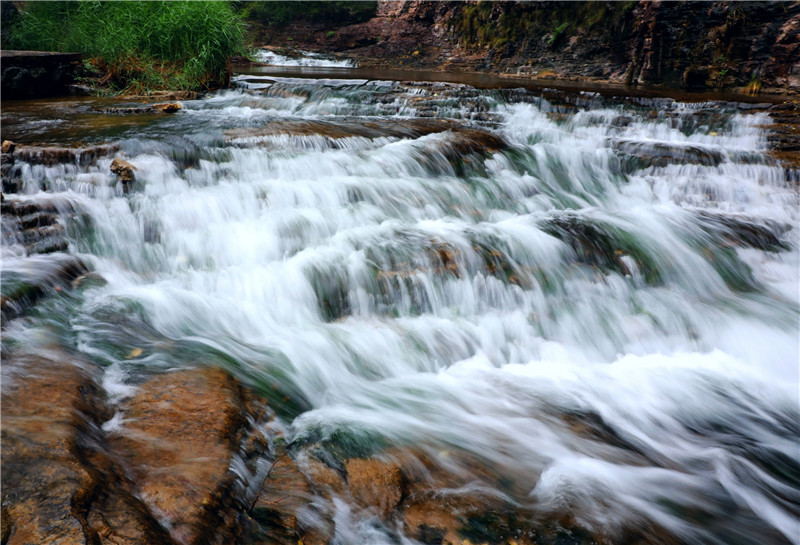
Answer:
[{"xmin": 3, "ymin": 1, "xmax": 245, "ymax": 93}]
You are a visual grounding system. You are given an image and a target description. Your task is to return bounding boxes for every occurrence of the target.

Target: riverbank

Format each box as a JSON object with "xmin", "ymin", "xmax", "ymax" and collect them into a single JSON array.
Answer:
[{"xmin": 252, "ymin": 0, "xmax": 800, "ymax": 97}]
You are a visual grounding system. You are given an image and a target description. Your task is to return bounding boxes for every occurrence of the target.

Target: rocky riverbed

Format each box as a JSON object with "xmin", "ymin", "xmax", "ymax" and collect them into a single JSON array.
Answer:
[{"xmin": 2, "ymin": 74, "xmax": 799, "ymax": 545}]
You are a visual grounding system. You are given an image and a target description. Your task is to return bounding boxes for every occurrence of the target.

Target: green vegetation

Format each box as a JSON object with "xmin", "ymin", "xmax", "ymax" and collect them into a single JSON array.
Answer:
[
  {"xmin": 240, "ymin": 1, "xmax": 377, "ymax": 28},
  {"xmin": 2, "ymin": 1, "xmax": 245, "ymax": 94},
  {"xmin": 548, "ymin": 22, "xmax": 569, "ymax": 46},
  {"xmin": 454, "ymin": 1, "xmax": 635, "ymax": 55}
]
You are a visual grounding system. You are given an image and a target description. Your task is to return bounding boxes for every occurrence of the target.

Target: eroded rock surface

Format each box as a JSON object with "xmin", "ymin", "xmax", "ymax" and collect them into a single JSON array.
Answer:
[
  {"xmin": 1, "ymin": 353, "xmax": 174, "ymax": 545},
  {"xmin": 110, "ymin": 367, "xmax": 252, "ymax": 545},
  {"xmin": 2, "ymin": 354, "xmax": 270, "ymax": 545}
]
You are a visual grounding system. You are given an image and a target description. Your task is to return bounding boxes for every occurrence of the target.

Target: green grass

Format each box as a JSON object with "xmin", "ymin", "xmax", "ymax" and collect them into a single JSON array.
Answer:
[{"xmin": 2, "ymin": 1, "xmax": 245, "ymax": 94}]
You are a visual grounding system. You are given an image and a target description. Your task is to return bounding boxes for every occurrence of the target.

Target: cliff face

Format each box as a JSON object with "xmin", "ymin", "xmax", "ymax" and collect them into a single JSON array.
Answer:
[
  {"xmin": 626, "ymin": 1, "xmax": 800, "ymax": 90},
  {"xmin": 288, "ymin": 0, "xmax": 800, "ymax": 94}
]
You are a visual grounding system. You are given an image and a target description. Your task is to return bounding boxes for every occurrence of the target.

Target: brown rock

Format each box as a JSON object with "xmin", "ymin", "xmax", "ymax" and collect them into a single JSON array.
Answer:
[
  {"xmin": 298, "ymin": 454, "xmax": 347, "ymax": 496},
  {"xmin": 2, "ymin": 140, "xmax": 16, "ymax": 154},
  {"xmin": 151, "ymin": 102, "xmax": 182, "ymax": 113},
  {"xmin": 111, "ymin": 367, "xmax": 247, "ymax": 545},
  {"xmin": 1, "ymin": 353, "xmax": 173, "ymax": 545},
  {"xmin": 249, "ymin": 451, "xmax": 331, "ymax": 545},
  {"xmin": 345, "ymin": 457, "xmax": 405, "ymax": 516},
  {"xmin": 14, "ymin": 144, "xmax": 119, "ymax": 166},
  {"xmin": 110, "ymin": 157, "xmax": 137, "ymax": 183}
]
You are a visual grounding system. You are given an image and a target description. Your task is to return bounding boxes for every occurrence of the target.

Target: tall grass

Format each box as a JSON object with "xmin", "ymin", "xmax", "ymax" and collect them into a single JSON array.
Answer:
[{"xmin": 3, "ymin": 1, "xmax": 245, "ymax": 93}]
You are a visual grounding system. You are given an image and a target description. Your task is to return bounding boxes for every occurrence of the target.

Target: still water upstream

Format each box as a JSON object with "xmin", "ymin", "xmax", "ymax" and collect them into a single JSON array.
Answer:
[{"xmin": 2, "ymin": 67, "xmax": 799, "ymax": 544}]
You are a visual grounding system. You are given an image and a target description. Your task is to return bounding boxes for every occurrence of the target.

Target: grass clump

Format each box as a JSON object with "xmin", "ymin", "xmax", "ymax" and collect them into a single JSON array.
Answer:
[{"xmin": 2, "ymin": 1, "xmax": 245, "ymax": 94}]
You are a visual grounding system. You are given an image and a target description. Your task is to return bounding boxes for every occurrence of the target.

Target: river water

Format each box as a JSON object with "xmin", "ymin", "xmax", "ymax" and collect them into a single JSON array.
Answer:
[{"xmin": 2, "ymin": 70, "xmax": 799, "ymax": 544}]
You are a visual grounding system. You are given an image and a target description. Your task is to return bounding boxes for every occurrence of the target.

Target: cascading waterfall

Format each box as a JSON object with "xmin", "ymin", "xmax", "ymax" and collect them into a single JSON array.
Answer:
[{"xmin": 2, "ymin": 75, "xmax": 798, "ymax": 545}]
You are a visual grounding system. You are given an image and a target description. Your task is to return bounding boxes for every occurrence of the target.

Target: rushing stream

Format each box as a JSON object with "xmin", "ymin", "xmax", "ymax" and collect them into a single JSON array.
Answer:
[{"xmin": 2, "ymin": 72, "xmax": 799, "ymax": 544}]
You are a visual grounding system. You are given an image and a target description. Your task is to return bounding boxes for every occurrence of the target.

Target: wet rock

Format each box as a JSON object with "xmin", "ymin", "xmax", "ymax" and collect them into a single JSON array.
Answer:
[
  {"xmin": 1, "ymin": 352, "xmax": 174, "ymax": 545},
  {"xmin": 1, "ymin": 358, "xmax": 97, "ymax": 545},
  {"xmin": 225, "ymin": 118, "xmax": 459, "ymax": 146},
  {"xmin": 110, "ymin": 367, "xmax": 250, "ymax": 545},
  {"xmin": 249, "ymin": 451, "xmax": 330, "ymax": 545},
  {"xmin": 152, "ymin": 102, "xmax": 182, "ymax": 113},
  {"xmin": 102, "ymin": 102, "xmax": 184, "ymax": 115},
  {"xmin": 1, "ymin": 140, "xmax": 17, "ymax": 193},
  {"xmin": 1, "ymin": 254, "xmax": 89, "ymax": 323},
  {"xmin": 1, "ymin": 196, "xmax": 84, "ymax": 259},
  {"xmin": 345, "ymin": 457, "xmax": 405, "ymax": 516},
  {"xmin": 2, "ymin": 348, "xmax": 275, "ymax": 545},
  {"xmin": 613, "ymin": 139, "xmax": 725, "ymax": 168},
  {"xmin": 693, "ymin": 210, "xmax": 791, "ymax": 252},
  {"xmin": 110, "ymin": 157, "xmax": 137, "ymax": 186},
  {"xmin": 14, "ymin": 143, "xmax": 120, "ymax": 167}
]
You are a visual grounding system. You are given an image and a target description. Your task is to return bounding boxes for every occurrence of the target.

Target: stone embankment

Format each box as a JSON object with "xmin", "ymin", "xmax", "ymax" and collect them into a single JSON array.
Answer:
[{"xmin": 1, "ymin": 50, "xmax": 83, "ymax": 99}]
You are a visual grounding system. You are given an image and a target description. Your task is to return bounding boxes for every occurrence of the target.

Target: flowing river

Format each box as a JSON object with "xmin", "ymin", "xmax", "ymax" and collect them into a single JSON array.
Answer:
[{"xmin": 2, "ymin": 70, "xmax": 799, "ymax": 545}]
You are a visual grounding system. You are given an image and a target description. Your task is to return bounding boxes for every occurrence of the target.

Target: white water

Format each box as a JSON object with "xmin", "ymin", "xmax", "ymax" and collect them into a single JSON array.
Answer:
[
  {"xmin": 255, "ymin": 48, "xmax": 357, "ymax": 68},
  {"xmin": 3, "ymin": 79, "xmax": 799, "ymax": 544}
]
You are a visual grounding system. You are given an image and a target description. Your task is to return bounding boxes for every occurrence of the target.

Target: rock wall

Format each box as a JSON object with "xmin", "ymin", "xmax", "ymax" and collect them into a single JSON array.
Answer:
[
  {"xmin": 1, "ymin": 50, "xmax": 83, "ymax": 99},
  {"xmin": 290, "ymin": 0, "xmax": 800, "ymax": 94}
]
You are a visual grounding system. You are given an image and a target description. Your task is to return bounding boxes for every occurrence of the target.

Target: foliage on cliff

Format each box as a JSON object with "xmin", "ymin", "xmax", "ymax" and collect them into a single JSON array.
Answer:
[
  {"xmin": 453, "ymin": 1, "xmax": 635, "ymax": 54},
  {"xmin": 2, "ymin": 1, "xmax": 245, "ymax": 93},
  {"xmin": 240, "ymin": 1, "xmax": 377, "ymax": 28}
]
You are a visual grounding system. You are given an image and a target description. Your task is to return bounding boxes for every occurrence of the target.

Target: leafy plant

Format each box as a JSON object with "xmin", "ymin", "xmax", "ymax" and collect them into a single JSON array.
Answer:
[
  {"xmin": 3, "ymin": 1, "xmax": 245, "ymax": 93},
  {"xmin": 548, "ymin": 22, "xmax": 569, "ymax": 46}
]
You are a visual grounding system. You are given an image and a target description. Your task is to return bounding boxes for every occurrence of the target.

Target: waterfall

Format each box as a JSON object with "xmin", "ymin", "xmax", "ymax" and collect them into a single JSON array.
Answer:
[{"xmin": 3, "ymin": 75, "xmax": 798, "ymax": 545}]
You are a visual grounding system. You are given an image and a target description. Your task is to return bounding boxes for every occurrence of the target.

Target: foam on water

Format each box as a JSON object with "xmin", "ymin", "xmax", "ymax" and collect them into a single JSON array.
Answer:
[
  {"xmin": 4, "ymin": 80, "xmax": 798, "ymax": 544},
  {"xmin": 255, "ymin": 49, "xmax": 357, "ymax": 68}
]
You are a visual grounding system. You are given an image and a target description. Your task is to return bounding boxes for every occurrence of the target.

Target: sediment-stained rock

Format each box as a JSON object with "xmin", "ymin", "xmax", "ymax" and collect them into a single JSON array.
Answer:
[
  {"xmin": 110, "ymin": 367, "xmax": 252, "ymax": 545},
  {"xmin": 13, "ymin": 144, "xmax": 120, "ymax": 167},
  {"xmin": 0, "ymin": 353, "xmax": 174, "ymax": 545},
  {"xmin": 1, "ymin": 352, "xmax": 272, "ymax": 545},
  {"xmin": 110, "ymin": 157, "xmax": 137, "ymax": 184}
]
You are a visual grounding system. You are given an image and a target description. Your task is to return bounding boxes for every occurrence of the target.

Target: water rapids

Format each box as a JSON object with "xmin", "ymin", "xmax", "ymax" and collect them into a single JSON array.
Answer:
[{"xmin": 2, "ymin": 74, "xmax": 799, "ymax": 545}]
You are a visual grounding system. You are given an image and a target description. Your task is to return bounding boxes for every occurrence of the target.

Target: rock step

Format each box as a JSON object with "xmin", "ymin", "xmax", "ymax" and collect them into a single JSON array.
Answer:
[
  {"xmin": 1, "ymin": 353, "xmax": 173, "ymax": 545},
  {"xmin": 1, "ymin": 254, "xmax": 89, "ymax": 324},
  {"xmin": 1, "ymin": 354, "xmax": 270, "ymax": 545}
]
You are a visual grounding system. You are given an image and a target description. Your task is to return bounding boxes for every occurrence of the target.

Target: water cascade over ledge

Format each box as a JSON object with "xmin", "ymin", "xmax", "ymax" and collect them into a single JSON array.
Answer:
[{"xmin": 2, "ymin": 75, "xmax": 799, "ymax": 545}]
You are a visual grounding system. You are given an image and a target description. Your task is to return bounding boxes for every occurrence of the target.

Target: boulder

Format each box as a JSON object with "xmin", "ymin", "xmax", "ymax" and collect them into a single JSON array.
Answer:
[
  {"xmin": 1, "ymin": 353, "xmax": 174, "ymax": 545},
  {"xmin": 110, "ymin": 367, "xmax": 249, "ymax": 545},
  {"xmin": 2, "ymin": 140, "xmax": 16, "ymax": 154},
  {"xmin": 110, "ymin": 157, "xmax": 137, "ymax": 184},
  {"xmin": 151, "ymin": 102, "xmax": 182, "ymax": 113},
  {"xmin": 2, "ymin": 349, "xmax": 272, "ymax": 545},
  {"xmin": 345, "ymin": 457, "xmax": 405, "ymax": 516}
]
